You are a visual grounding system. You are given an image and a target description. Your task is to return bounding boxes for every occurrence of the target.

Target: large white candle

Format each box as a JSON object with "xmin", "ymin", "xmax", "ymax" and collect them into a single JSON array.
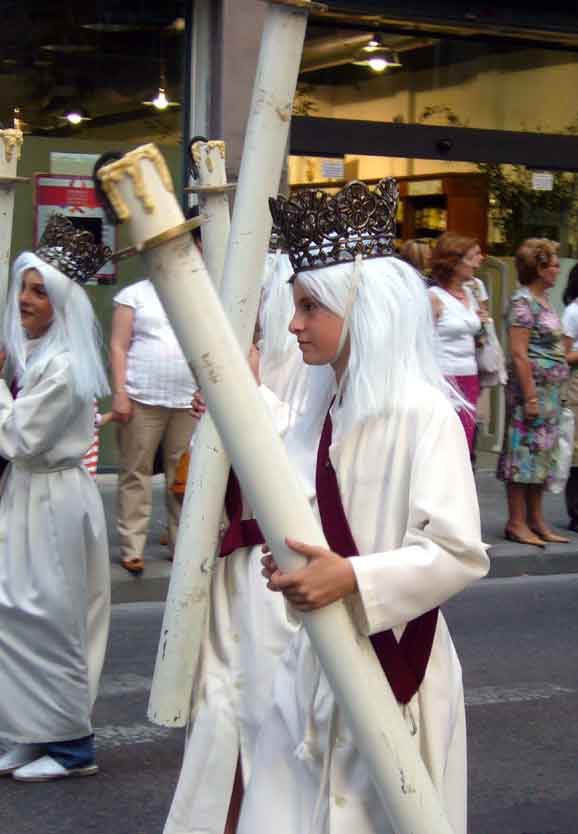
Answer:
[{"xmin": 147, "ymin": 140, "xmax": 232, "ymax": 726}]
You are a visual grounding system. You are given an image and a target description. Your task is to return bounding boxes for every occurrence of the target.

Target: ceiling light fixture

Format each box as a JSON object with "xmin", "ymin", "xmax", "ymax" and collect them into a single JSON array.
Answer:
[
  {"xmin": 142, "ymin": 82, "xmax": 179, "ymax": 111},
  {"xmin": 142, "ymin": 34, "xmax": 180, "ymax": 111},
  {"xmin": 58, "ymin": 107, "xmax": 92, "ymax": 126},
  {"xmin": 352, "ymin": 35, "xmax": 402, "ymax": 73}
]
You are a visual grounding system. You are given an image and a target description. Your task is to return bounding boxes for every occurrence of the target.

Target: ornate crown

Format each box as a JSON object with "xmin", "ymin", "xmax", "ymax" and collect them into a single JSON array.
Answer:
[
  {"xmin": 269, "ymin": 178, "xmax": 399, "ymax": 273},
  {"xmin": 36, "ymin": 214, "xmax": 112, "ymax": 284}
]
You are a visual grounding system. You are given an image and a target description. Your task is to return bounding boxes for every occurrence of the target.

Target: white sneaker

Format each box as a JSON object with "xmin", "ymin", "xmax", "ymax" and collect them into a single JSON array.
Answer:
[
  {"xmin": 0, "ymin": 744, "xmax": 45, "ymax": 775},
  {"xmin": 12, "ymin": 754, "xmax": 98, "ymax": 782}
]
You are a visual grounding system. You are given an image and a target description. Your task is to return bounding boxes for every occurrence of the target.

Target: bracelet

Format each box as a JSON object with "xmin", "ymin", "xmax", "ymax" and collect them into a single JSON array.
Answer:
[
  {"xmin": 114, "ymin": 387, "xmax": 127, "ymax": 394},
  {"xmin": 525, "ymin": 396, "xmax": 538, "ymax": 403}
]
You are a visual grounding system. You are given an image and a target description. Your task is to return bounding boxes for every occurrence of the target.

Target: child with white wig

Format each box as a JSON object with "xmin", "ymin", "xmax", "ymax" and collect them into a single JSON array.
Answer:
[
  {"xmin": 0, "ymin": 215, "xmax": 111, "ymax": 782},
  {"xmin": 237, "ymin": 181, "xmax": 489, "ymax": 834}
]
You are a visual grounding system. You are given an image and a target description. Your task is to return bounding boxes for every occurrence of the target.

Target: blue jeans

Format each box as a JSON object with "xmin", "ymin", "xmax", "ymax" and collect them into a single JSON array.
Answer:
[{"xmin": 46, "ymin": 735, "xmax": 95, "ymax": 769}]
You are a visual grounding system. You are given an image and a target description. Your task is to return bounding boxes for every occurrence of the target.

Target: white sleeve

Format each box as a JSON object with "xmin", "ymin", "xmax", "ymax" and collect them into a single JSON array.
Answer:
[
  {"xmin": 0, "ymin": 356, "xmax": 78, "ymax": 460},
  {"xmin": 349, "ymin": 411, "xmax": 489, "ymax": 635},
  {"xmin": 113, "ymin": 281, "xmax": 140, "ymax": 309},
  {"xmin": 259, "ymin": 383, "xmax": 292, "ymax": 436},
  {"xmin": 562, "ymin": 304, "xmax": 578, "ymax": 340}
]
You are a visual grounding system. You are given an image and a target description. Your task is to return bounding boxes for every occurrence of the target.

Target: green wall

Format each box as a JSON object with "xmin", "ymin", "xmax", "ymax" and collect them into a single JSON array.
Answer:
[{"xmin": 12, "ymin": 136, "xmax": 183, "ymax": 469}]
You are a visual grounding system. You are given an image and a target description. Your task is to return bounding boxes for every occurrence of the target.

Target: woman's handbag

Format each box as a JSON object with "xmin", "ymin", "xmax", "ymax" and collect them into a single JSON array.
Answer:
[
  {"xmin": 476, "ymin": 319, "xmax": 507, "ymax": 387},
  {"xmin": 548, "ymin": 406, "xmax": 575, "ymax": 494}
]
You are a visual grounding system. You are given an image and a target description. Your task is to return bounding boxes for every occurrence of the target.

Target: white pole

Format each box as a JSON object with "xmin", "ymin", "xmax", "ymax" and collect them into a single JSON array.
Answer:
[
  {"xmin": 97, "ymin": 148, "xmax": 455, "ymax": 834},
  {"xmin": 191, "ymin": 141, "xmax": 231, "ymax": 288},
  {"xmin": 0, "ymin": 129, "xmax": 24, "ymax": 312},
  {"xmin": 148, "ymin": 0, "xmax": 312, "ymax": 726},
  {"xmin": 147, "ymin": 140, "xmax": 232, "ymax": 726},
  {"xmin": 218, "ymin": 0, "xmax": 309, "ymax": 355}
]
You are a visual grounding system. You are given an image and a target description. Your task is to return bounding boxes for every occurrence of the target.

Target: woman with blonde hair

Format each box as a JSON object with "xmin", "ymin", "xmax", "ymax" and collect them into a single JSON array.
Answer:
[
  {"xmin": 497, "ymin": 238, "xmax": 569, "ymax": 545},
  {"xmin": 399, "ymin": 238, "xmax": 431, "ymax": 278}
]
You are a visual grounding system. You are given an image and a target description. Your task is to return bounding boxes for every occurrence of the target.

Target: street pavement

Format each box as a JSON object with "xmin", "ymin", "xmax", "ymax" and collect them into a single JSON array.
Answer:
[
  {"xmin": 102, "ymin": 453, "xmax": 578, "ymax": 604},
  {"xmin": 3, "ymin": 575, "xmax": 578, "ymax": 834}
]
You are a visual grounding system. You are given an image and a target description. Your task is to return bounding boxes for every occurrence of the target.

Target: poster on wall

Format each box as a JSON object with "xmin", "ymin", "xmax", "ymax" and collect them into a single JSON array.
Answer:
[{"xmin": 34, "ymin": 173, "xmax": 117, "ymax": 285}]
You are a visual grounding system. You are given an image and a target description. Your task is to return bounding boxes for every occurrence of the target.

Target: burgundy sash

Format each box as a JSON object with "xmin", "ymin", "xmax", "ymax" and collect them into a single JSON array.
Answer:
[
  {"xmin": 219, "ymin": 470, "xmax": 264, "ymax": 557},
  {"xmin": 316, "ymin": 408, "xmax": 438, "ymax": 705}
]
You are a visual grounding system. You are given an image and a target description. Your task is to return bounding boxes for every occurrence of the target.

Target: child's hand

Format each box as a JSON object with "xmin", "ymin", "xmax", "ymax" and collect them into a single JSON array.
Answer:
[
  {"xmin": 191, "ymin": 390, "xmax": 206, "ymax": 420},
  {"xmin": 248, "ymin": 344, "xmax": 260, "ymax": 384},
  {"xmin": 261, "ymin": 538, "xmax": 357, "ymax": 611}
]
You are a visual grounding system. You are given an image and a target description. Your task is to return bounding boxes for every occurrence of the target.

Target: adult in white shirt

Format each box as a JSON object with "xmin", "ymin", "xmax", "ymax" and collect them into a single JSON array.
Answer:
[
  {"xmin": 111, "ymin": 279, "xmax": 196, "ymax": 575},
  {"xmin": 562, "ymin": 264, "xmax": 578, "ymax": 530},
  {"xmin": 429, "ymin": 232, "xmax": 486, "ymax": 453}
]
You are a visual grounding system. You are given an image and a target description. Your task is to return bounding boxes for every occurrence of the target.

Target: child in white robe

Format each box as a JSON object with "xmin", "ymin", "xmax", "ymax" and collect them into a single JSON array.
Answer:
[
  {"xmin": 0, "ymin": 217, "xmax": 111, "ymax": 782},
  {"xmin": 237, "ymin": 181, "xmax": 489, "ymax": 834}
]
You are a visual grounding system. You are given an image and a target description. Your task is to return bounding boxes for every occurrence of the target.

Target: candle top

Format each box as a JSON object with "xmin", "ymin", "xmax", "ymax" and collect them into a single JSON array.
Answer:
[
  {"xmin": 190, "ymin": 140, "xmax": 225, "ymax": 175},
  {"xmin": 97, "ymin": 143, "xmax": 174, "ymax": 222},
  {"xmin": 0, "ymin": 128, "xmax": 23, "ymax": 164}
]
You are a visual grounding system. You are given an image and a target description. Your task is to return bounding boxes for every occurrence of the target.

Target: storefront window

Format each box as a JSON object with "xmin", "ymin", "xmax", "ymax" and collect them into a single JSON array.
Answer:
[{"xmin": 298, "ymin": 36, "xmax": 578, "ymax": 138}]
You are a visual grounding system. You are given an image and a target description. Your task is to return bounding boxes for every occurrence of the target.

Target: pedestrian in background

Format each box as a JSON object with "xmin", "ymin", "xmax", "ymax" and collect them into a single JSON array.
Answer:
[
  {"xmin": 0, "ymin": 217, "xmax": 111, "ymax": 781},
  {"xmin": 497, "ymin": 238, "xmax": 569, "ymax": 545},
  {"xmin": 399, "ymin": 238, "xmax": 431, "ymax": 279},
  {"xmin": 429, "ymin": 232, "xmax": 487, "ymax": 454},
  {"xmin": 110, "ymin": 277, "xmax": 197, "ymax": 576},
  {"xmin": 561, "ymin": 263, "xmax": 578, "ymax": 531}
]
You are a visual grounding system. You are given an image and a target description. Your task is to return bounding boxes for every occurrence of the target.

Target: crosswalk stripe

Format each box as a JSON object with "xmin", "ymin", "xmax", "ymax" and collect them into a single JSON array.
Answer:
[
  {"xmin": 98, "ymin": 673, "xmax": 151, "ymax": 699},
  {"xmin": 95, "ymin": 723, "xmax": 182, "ymax": 748},
  {"xmin": 465, "ymin": 683, "xmax": 574, "ymax": 706},
  {"xmin": 98, "ymin": 674, "xmax": 576, "ymax": 711}
]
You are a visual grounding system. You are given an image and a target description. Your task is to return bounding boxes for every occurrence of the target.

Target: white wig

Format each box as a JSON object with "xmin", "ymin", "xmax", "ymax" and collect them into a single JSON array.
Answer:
[
  {"xmin": 4, "ymin": 252, "xmax": 110, "ymax": 401},
  {"xmin": 259, "ymin": 251, "xmax": 308, "ymax": 410},
  {"xmin": 293, "ymin": 255, "xmax": 458, "ymax": 441}
]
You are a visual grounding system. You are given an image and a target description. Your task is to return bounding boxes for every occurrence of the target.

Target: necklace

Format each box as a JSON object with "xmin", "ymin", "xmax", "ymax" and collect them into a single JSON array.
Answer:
[{"xmin": 445, "ymin": 286, "xmax": 467, "ymax": 303}]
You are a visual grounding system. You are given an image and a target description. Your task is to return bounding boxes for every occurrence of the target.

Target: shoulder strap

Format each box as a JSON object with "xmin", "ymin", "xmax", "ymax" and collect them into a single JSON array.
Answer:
[{"xmin": 315, "ymin": 407, "xmax": 438, "ymax": 705}]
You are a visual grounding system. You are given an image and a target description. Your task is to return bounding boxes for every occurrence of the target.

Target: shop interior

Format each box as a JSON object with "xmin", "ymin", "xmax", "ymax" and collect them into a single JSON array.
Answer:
[{"xmin": 4, "ymin": 2, "xmax": 578, "ymax": 459}]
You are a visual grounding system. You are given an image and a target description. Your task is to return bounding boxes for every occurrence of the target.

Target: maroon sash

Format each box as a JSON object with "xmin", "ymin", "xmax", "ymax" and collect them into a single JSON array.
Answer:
[
  {"xmin": 219, "ymin": 470, "xmax": 264, "ymax": 557},
  {"xmin": 316, "ymin": 408, "xmax": 438, "ymax": 705}
]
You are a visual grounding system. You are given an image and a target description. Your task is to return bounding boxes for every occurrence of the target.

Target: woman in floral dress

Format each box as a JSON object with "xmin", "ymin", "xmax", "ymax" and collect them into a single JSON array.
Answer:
[{"xmin": 497, "ymin": 238, "xmax": 569, "ymax": 545}]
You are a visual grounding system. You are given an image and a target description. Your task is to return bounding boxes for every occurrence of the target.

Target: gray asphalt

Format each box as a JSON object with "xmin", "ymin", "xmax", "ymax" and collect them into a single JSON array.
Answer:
[
  {"xmin": 3, "ymin": 575, "xmax": 578, "ymax": 834},
  {"xmin": 103, "ymin": 455, "xmax": 578, "ymax": 604}
]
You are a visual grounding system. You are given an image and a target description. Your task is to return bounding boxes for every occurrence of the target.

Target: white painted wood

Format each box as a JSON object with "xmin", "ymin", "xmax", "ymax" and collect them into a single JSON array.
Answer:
[{"xmin": 148, "ymin": 140, "xmax": 232, "ymax": 727}]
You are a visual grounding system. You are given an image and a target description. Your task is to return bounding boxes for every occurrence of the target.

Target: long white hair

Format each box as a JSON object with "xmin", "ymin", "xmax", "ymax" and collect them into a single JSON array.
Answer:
[
  {"xmin": 4, "ymin": 252, "xmax": 109, "ymax": 401},
  {"xmin": 292, "ymin": 255, "xmax": 456, "ymax": 442},
  {"xmin": 259, "ymin": 250, "xmax": 308, "ymax": 411}
]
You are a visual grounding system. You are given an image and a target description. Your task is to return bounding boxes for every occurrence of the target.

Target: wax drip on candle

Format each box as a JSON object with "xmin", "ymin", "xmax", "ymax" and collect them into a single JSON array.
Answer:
[
  {"xmin": 0, "ymin": 129, "xmax": 23, "ymax": 164},
  {"xmin": 191, "ymin": 140, "xmax": 225, "ymax": 176},
  {"xmin": 97, "ymin": 144, "xmax": 175, "ymax": 221}
]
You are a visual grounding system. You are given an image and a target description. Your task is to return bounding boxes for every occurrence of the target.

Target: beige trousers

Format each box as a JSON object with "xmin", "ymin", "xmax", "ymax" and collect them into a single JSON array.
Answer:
[{"xmin": 117, "ymin": 400, "xmax": 195, "ymax": 559}]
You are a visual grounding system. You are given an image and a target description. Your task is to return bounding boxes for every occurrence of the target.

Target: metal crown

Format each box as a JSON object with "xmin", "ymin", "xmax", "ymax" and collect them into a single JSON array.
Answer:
[
  {"xmin": 36, "ymin": 214, "xmax": 112, "ymax": 284},
  {"xmin": 269, "ymin": 178, "xmax": 399, "ymax": 273}
]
